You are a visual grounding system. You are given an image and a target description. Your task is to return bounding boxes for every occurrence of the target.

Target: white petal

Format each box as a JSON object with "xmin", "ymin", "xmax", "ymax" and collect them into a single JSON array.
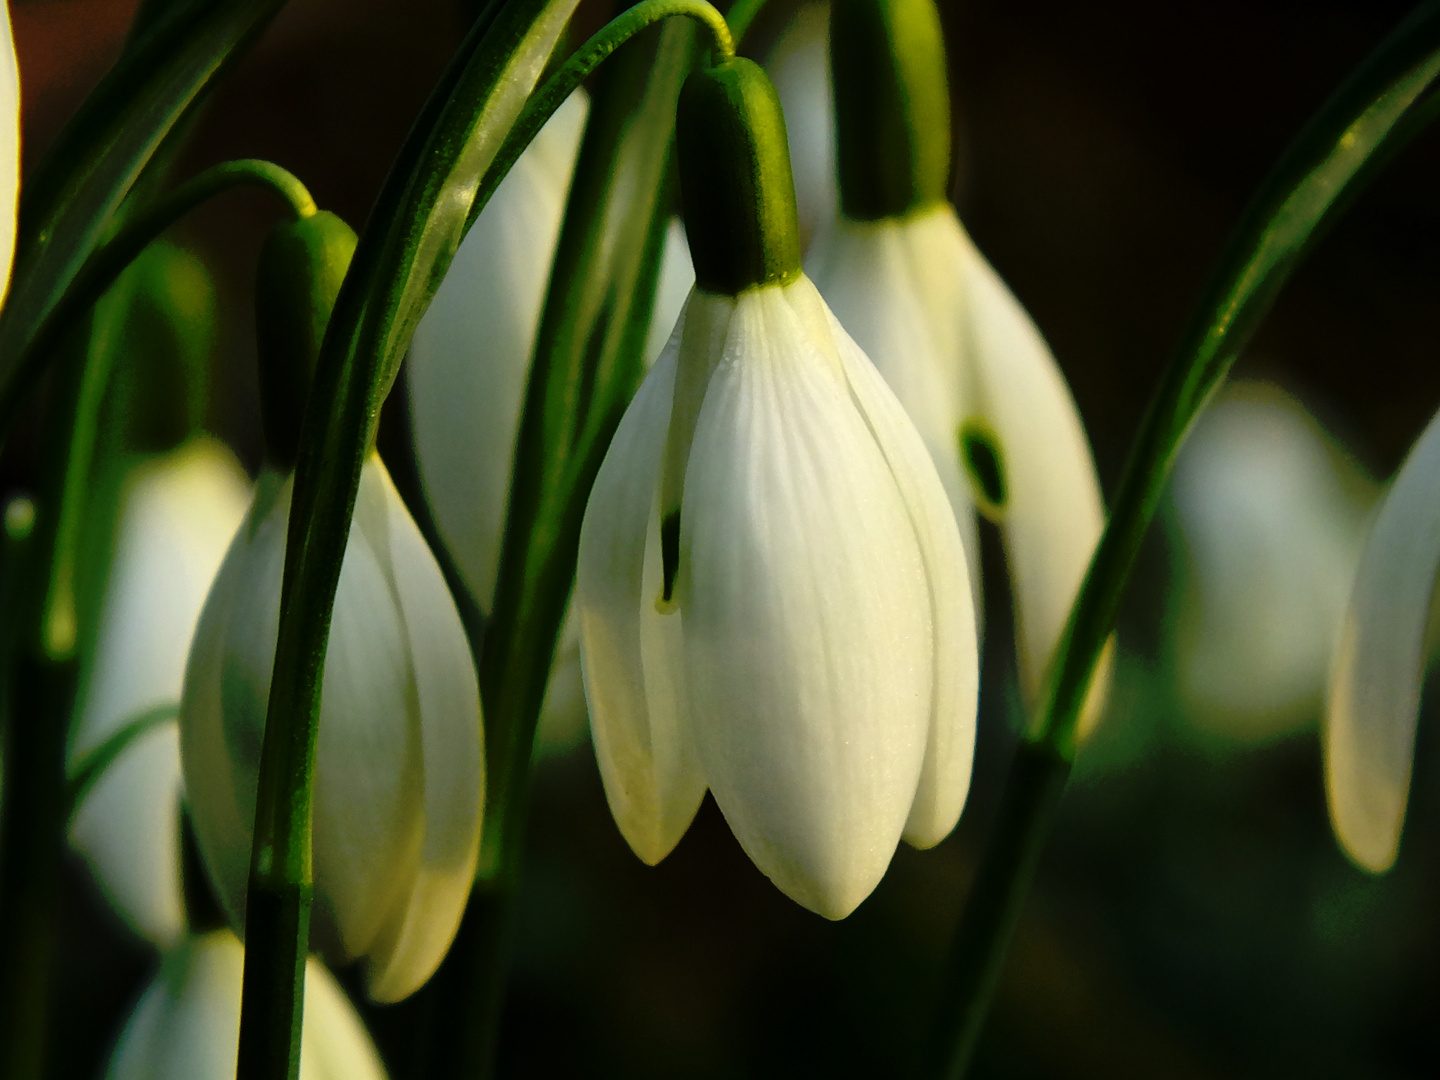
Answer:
[
  {"xmin": 680, "ymin": 284, "xmax": 931, "ymax": 919},
  {"xmin": 535, "ymin": 605, "xmax": 589, "ymax": 758},
  {"xmin": 1326, "ymin": 408, "xmax": 1440, "ymax": 873},
  {"xmin": 577, "ymin": 335, "xmax": 705, "ymax": 863},
  {"xmin": 180, "ymin": 469, "xmax": 293, "ymax": 931},
  {"xmin": 766, "ymin": 2, "xmax": 836, "ymax": 250},
  {"xmin": 311, "ymin": 461, "xmax": 424, "ymax": 963},
  {"xmin": 799, "ymin": 278, "xmax": 979, "ymax": 848},
  {"xmin": 70, "ymin": 719, "xmax": 185, "ymax": 948},
  {"xmin": 0, "ymin": 2, "xmax": 15, "ymax": 301},
  {"xmin": 72, "ymin": 439, "xmax": 251, "ymax": 760},
  {"xmin": 105, "ymin": 930, "xmax": 387, "ymax": 1080},
  {"xmin": 1172, "ymin": 384, "xmax": 1371, "ymax": 740},
  {"xmin": 807, "ymin": 213, "xmax": 983, "ymax": 614},
  {"xmin": 643, "ymin": 218, "xmax": 696, "ymax": 369},
  {"xmin": 953, "ymin": 218, "xmax": 1110, "ymax": 720},
  {"xmin": 409, "ymin": 91, "xmax": 588, "ymax": 610},
  {"xmin": 360, "ymin": 459, "xmax": 483, "ymax": 1004}
]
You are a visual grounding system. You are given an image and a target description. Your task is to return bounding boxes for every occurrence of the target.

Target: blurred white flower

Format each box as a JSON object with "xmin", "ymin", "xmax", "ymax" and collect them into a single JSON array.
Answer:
[
  {"xmin": 809, "ymin": 205, "xmax": 1110, "ymax": 731},
  {"xmin": 180, "ymin": 455, "xmax": 483, "ymax": 1002},
  {"xmin": 766, "ymin": 2, "xmax": 836, "ymax": 250},
  {"xmin": 68, "ymin": 437, "xmax": 251, "ymax": 948},
  {"xmin": 577, "ymin": 274, "xmax": 977, "ymax": 919},
  {"xmin": 1326, "ymin": 405, "xmax": 1440, "ymax": 873},
  {"xmin": 104, "ymin": 929, "xmax": 386, "ymax": 1080},
  {"xmin": 0, "ymin": 0, "xmax": 16, "ymax": 301},
  {"xmin": 1170, "ymin": 384, "xmax": 1372, "ymax": 743}
]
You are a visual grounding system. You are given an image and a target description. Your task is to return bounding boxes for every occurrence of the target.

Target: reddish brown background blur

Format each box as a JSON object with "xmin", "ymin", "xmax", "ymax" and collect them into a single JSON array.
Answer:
[{"xmin": 12, "ymin": 1, "xmax": 1440, "ymax": 1077}]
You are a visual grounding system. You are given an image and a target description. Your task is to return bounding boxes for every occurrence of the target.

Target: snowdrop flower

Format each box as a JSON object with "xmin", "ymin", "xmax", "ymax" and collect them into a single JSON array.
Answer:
[
  {"xmin": 181, "ymin": 211, "xmax": 484, "ymax": 1002},
  {"xmin": 408, "ymin": 93, "xmax": 693, "ymax": 755},
  {"xmin": 0, "ymin": 0, "xmax": 16, "ymax": 300},
  {"xmin": 105, "ymin": 930, "xmax": 386, "ymax": 1080},
  {"xmin": 181, "ymin": 455, "xmax": 483, "ymax": 1002},
  {"xmin": 577, "ymin": 58, "xmax": 977, "ymax": 919},
  {"xmin": 69, "ymin": 438, "xmax": 250, "ymax": 947},
  {"xmin": 766, "ymin": 2, "xmax": 836, "ymax": 249},
  {"xmin": 806, "ymin": 0, "xmax": 1109, "ymax": 728},
  {"xmin": 1170, "ymin": 384, "xmax": 1372, "ymax": 743},
  {"xmin": 1326, "ymin": 405, "xmax": 1440, "ymax": 873}
]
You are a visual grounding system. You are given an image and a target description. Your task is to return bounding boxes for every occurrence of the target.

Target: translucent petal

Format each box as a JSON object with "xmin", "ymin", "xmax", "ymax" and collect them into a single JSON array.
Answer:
[
  {"xmin": 409, "ymin": 92, "xmax": 588, "ymax": 609},
  {"xmin": 1326, "ymin": 408, "xmax": 1440, "ymax": 873},
  {"xmin": 953, "ymin": 217, "xmax": 1109, "ymax": 718},
  {"xmin": 577, "ymin": 339, "xmax": 705, "ymax": 863},
  {"xmin": 767, "ymin": 2, "xmax": 836, "ymax": 249},
  {"xmin": 0, "ymin": 2, "xmax": 15, "ymax": 300},
  {"xmin": 72, "ymin": 439, "xmax": 251, "ymax": 760},
  {"xmin": 361, "ymin": 460, "xmax": 483, "ymax": 1003},
  {"xmin": 801, "ymin": 279, "xmax": 980, "ymax": 849},
  {"xmin": 70, "ymin": 719, "xmax": 185, "ymax": 948},
  {"xmin": 1172, "ymin": 385, "xmax": 1371, "ymax": 741},
  {"xmin": 105, "ymin": 930, "xmax": 387, "ymax": 1080},
  {"xmin": 643, "ymin": 218, "xmax": 696, "ymax": 369},
  {"xmin": 808, "ymin": 213, "xmax": 982, "ymax": 613},
  {"xmin": 681, "ymin": 283, "xmax": 931, "ymax": 919}
]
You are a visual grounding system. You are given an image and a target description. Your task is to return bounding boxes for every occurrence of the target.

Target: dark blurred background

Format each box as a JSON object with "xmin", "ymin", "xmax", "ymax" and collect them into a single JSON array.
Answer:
[{"xmin": 12, "ymin": 0, "xmax": 1440, "ymax": 1076}]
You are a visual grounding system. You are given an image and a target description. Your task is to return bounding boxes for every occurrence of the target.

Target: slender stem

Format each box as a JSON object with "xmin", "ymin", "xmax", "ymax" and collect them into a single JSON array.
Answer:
[
  {"xmin": 926, "ymin": 4, "xmax": 1440, "ymax": 1075},
  {"xmin": 0, "ymin": 159, "xmax": 315, "ymax": 447}
]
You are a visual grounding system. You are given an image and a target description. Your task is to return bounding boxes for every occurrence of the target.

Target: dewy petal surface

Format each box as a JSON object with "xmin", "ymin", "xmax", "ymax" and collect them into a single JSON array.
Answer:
[
  {"xmin": 951, "ymin": 216, "xmax": 1108, "ymax": 715},
  {"xmin": 577, "ymin": 337, "xmax": 705, "ymax": 863},
  {"xmin": 1326, "ymin": 408, "xmax": 1440, "ymax": 873},
  {"xmin": 804, "ymin": 280, "xmax": 979, "ymax": 848},
  {"xmin": 361, "ymin": 459, "xmax": 483, "ymax": 1003},
  {"xmin": 409, "ymin": 92, "xmax": 588, "ymax": 609},
  {"xmin": 105, "ymin": 930, "xmax": 387, "ymax": 1080},
  {"xmin": 680, "ymin": 282, "xmax": 932, "ymax": 919}
]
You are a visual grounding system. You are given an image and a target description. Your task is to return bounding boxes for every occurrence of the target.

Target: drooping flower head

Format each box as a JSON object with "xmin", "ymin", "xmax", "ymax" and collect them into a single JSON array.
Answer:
[
  {"xmin": 577, "ymin": 57, "xmax": 977, "ymax": 919},
  {"xmin": 180, "ymin": 212, "xmax": 484, "ymax": 1001},
  {"xmin": 802, "ymin": 0, "xmax": 1110, "ymax": 728}
]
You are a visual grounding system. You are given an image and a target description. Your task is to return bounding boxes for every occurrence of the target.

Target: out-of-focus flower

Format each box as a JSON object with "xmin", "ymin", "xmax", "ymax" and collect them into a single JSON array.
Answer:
[
  {"xmin": 1169, "ymin": 384, "xmax": 1372, "ymax": 743},
  {"xmin": 578, "ymin": 58, "xmax": 977, "ymax": 919},
  {"xmin": 766, "ymin": 2, "xmax": 835, "ymax": 249},
  {"xmin": 805, "ymin": 0, "xmax": 1110, "ymax": 731},
  {"xmin": 104, "ymin": 929, "xmax": 386, "ymax": 1080},
  {"xmin": 180, "ymin": 455, "xmax": 483, "ymax": 1002},
  {"xmin": 68, "ymin": 438, "xmax": 250, "ymax": 947},
  {"xmin": 1326, "ymin": 406, "xmax": 1440, "ymax": 873},
  {"xmin": 0, "ymin": 0, "xmax": 16, "ymax": 301}
]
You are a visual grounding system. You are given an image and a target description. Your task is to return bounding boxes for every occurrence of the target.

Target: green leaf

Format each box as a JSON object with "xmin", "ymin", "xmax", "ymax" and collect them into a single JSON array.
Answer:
[{"xmin": 0, "ymin": 0, "xmax": 285, "ymax": 402}]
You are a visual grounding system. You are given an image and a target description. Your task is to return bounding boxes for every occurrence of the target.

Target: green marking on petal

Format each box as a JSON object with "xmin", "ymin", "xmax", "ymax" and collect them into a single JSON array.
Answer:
[
  {"xmin": 960, "ymin": 419, "xmax": 1007, "ymax": 520},
  {"xmin": 660, "ymin": 508, "xmax": 682, "ymax": 607}
]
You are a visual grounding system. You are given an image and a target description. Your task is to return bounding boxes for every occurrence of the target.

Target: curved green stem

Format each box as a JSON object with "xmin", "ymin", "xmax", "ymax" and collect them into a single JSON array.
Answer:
[
  {"xmin": 0, "ymin": 159, "xmax": 315, "ymax": 446},
  {"xmin": 463, "ymin": 0, "xmax": 732, "ymax": 236},
  {"xmin": 926, "ymin": 4, "xmax": 1440, "ymax": 1078}
]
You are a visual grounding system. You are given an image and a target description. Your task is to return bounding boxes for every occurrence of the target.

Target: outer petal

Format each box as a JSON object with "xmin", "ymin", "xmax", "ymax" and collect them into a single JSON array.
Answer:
[
  {"xmin": 0, "ymin": 0, "xmax": 15, "ymax": 301},
  {"xmin": 105, "ymin": 930, "xmax": 387, "ymax": 1080},
  {"xmin": 952, "ymin": 216, "xmax": 1110, "ymax": 721},
  {"xmin": 361, "ymin": 459, "xmax": 483, "ymax": 1003},
  {"xmin": 643, "ymin": 218, "xmax": 696, "ymax": 369},
  {"xmin": 807, "ymin": 213, "xmax": 982, "ymax": 610},
  {"xmin": 408, "ymin": 92, "xmax": 588, "ymax": 609},
  {"xmin": 577, "ymin": 335, "xmax": 705, "ymax": 863},
  {"xmin": 797, "ymin": 278, "xmax": 979, "ymax": 848},
  {"xmin": 767, "ymin": 2, "xmax": 836, "ymax": 249},
  {"xmin": 1326, "ymin": 408, "xmax": 1440, "ymax": 873},
  {"xmin": 72, "ymin": 439, "xmax": 251, "ymax": 759},
  {"xmin": 1172, "ymin": 385, "xmax": 1371, "ymax": 741},
  {"xmin": 70, "ymin": 720, "xmax": 185, "ymax": 948},
  {"xmin": 681, "ymin": 284, "xmax": 932, "ymax": 919}
]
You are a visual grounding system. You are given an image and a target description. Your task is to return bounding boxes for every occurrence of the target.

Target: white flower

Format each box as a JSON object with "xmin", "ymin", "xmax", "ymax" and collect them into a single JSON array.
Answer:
[
  {"xmin": 1326, "ymin": 406, "xmax": 1440, "ymax": 873},
  {"xmin": 68, "ymin": 437, "xmax": 251, "ymax": 948},
  {"xmin": 808, "ymin": 204, "xmax": 1109, "ymax": 728},
  {"xmin": 765, "ymin": 2, "xmax": 836, "ymax": 250},
  {"xmin": 104, "ymin": 929, "xmax": 386, "ymax": 1080},
  {"xmin": 180, "ymin": 454, "xmax": 483, "ymax": 1002},
  {"xmin": 0, "ymin": 0, "xmax": 16, "ymax": 300},
  {"xmin": 1170, "ymin": 384, "xmax": 1372, "ymax": 743},
  {"xmin": 576, "ymin": 275, "xmax": 977, "ymax": 919}
]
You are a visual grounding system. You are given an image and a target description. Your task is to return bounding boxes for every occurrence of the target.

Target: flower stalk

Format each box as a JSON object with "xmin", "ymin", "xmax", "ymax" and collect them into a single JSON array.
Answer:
[{"xmin": 925, "ymin": 2, "xmax": 1440, "ymax": 1077}]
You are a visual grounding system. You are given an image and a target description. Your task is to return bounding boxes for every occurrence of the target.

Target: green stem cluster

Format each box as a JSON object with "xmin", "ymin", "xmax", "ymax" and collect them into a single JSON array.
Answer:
[{"xmin": 927, "ymin": 3, "xmax": 1440, "ymax": 1077}]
